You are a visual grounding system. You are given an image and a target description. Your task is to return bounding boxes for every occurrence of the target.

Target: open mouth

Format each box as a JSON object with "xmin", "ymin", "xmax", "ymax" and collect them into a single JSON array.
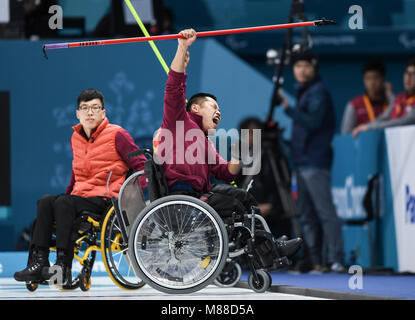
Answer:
[{"xmin": 212, "ymin": 116, "xmax": 220, "ymax": 125}]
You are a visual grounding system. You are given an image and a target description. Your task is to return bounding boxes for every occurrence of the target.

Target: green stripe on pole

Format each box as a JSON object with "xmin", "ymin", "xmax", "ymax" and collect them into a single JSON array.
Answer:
[{"xmin": 124, "ymin": 0, "xmax": 170, "ymax": 75}]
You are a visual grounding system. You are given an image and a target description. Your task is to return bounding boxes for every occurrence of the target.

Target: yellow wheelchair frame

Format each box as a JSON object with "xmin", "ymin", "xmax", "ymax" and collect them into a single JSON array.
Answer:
[{"xmin": 26, "ymin": 204, "xmax": 145, "ymax": 292}]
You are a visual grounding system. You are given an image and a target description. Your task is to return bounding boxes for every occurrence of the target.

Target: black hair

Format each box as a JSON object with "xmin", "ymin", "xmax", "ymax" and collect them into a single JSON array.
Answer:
[
  {"xmin": 238, "ymin": 117, "xmax": 263, "ymax": 131},
  {"xmin": 77, "ymin": 88, "xmax": 104, "ymax": 108},
  {"xmin": 185, "ymin": 92, "xmax": 217, "ymax": 112},
  {"xmin": 292, "ymin": 50, "xmax": 319, "ymax": 70},
  {"xmin": 407, "ymin": 58, "xmax": 415, "ymax": 69},
  {"xmin": 362, "ymin": 60, "xmax": 386, "ymax": 77}
]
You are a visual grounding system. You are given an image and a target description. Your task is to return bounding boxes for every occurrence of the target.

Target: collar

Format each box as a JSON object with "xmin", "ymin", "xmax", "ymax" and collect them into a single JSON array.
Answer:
[
  {"xmin": 363, "ymin": 91, "xmax": 387, "ymax": 105},
  {"xmin": 72, "ymin": 117, "xmax": 109, "ymax": 140},
  {"xmin": 188, "ymin": 112, "xmax": 204, "ymax": 130},
  {"xmin": 404, "ymin": 91, "xmax": 415, "ymax": 100},
  {"xmin": 295, "ymin": 74, "xmax": 322, "ymax": 91}
]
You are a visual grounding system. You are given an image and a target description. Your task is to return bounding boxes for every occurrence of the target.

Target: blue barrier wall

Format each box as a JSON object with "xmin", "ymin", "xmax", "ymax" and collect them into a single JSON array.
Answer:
[{"xmin": 331, "ymin": 131, "xmax": 398, "ymax": 270}]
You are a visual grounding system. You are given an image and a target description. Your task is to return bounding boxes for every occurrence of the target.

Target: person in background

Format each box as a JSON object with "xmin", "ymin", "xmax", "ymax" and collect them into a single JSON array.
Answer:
[
  {"xmin": 279, "ymin": 51, "xmax": 345, "ymax": 273},
  {"xmin": 341, "ymin": 60, "xmax": 394, "ymax": 134},
  {"xmin": 353, "ymin": 58, "xmax": 415, "ymax": 138},
  {"xmin": 235, "ymin": 117, "xmax": 292, "ymax": 239}
]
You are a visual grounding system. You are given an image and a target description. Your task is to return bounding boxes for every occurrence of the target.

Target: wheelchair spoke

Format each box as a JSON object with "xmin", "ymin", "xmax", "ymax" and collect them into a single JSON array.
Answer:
[
  {"xmin": 112, "ymin": 223, "xmax": 122, "ymax": 233},
  {"xmin": 110, "ymin": 238, "xmax": 122, "ymax": 247},
  {"xmin": 178, "ymin": 204, "xmax": 195, "ymax": 238},
  {"xmin": 152, "ymin": 211, "xmax": 170, "ymax": 234},
  {"xmin": 150, "ymin": 207, "xmax": 169, "ymax": 234},
  {"xmin": 103, "ymin": 210, "xmax": 144, "ymax": 288},
  {"xmin": 116, "ymin": 248, "xmax": 123, "ymax": 269},
  {"xmin": 111, "ymin": 248, "xmax": 128, "ymax": 257}
]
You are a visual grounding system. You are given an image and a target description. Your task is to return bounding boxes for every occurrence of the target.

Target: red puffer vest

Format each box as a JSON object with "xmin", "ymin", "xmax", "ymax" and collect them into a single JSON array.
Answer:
[{"xmin": 70, "ymin": 118, "xmax": 129, "ymax": 198}]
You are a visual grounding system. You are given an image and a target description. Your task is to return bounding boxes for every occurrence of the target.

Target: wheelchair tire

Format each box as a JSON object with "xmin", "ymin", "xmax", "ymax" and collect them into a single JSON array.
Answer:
[
  {"xmin": 101, "ymin": 206, "xmax": 146, "ymax": 290},
  {"xmin": 214, "ymin": 260, "xmax": 242, "ymax": 288},
  {"xmin": 128, "ymin": 195, "xmax": 228, "ymax": 294},
  {"xmin": 25, "ymin": 282, "xmax": 38, "ymax": 292},
  {"xmin": 248, "ymin": 269, "xmax": 271, "ymax": 293},
  {"xmin": 79, "ymin": 273, "xmax": 91, "ymax": 291}
]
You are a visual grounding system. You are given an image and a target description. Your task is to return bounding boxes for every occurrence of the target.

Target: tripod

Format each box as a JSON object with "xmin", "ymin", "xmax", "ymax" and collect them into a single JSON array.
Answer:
[
  {"xmin": 239, "ymin": 124, "xmax": 303, "ymax": 240},
  {"xmin": 239, "ymin": 0, "xmax": 313, "ymax": 269}
]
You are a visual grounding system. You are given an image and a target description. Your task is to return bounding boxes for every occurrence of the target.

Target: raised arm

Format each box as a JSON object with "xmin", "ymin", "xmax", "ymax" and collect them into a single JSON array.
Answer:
[
  {"xmin": 162, "ymin": 29, "xmax": 197, "ymax": 129},
  {"xmin": 170, "ymin": 29, "xmax": 197, "ymax": 73}
]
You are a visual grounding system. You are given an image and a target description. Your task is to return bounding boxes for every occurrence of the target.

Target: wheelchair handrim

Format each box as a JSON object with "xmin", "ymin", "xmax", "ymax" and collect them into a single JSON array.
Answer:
[{"xmin": 100, "ymin": 206, "xmax": 145, "ymax": 290}]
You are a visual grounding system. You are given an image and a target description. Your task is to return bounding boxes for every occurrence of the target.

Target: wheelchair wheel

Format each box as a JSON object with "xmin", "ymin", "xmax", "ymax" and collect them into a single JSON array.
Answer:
[
  {"xmin": 25, "ymin": 282, "xmax": 38, "ymax": 292},
  {"xmin": 214, "ymin": 260, "xmax": 242, "ymax": 288},
  {"xmin": 79, "ymin": 272, "xmax": 91, "ymax": 291},
  {"xmin": 101, "ymin": 206, "xmax": 146, "ymax": 290},
  {"xmin": 248, "ymin": 269, "xmax": 271, "ymax": 293},
  {"xmin": 128, "ymin": 195, "xmax": 228, "ymax": 294}
]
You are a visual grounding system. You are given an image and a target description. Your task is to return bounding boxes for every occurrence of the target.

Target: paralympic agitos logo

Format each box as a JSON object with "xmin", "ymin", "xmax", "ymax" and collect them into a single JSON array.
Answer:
[{"xmin": 405, "ymin": 185, "xmax": 415, "ymax": 224}]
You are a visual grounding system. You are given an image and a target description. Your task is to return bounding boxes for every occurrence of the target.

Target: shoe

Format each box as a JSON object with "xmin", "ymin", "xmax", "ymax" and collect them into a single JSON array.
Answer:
[
  {"xmin": 293, "ymin": 260, "xmax": 313, "ymax": 273},
  {"xmin": 47, "ymin": 250, "xmax": 72, "ymax": 286},
  {"xmin": 47, "ymin": 261, "xmax": 72, "ymax": 286},
  {"xmin": 330, "ymin": 262, "xmax": 346, "ymax": 273},
  {"xmin": 14, "ymin": 250, "xmax": 50, "ymax": 282},
  {"xmin": 274, "ymin": 237, "xmax": 303, "ymax": 257},
  {"xmin": 276, "ymin": 235, "xmax": 288, "ymax": 242},
  {"xmin": 308, "ymin": 264, "xmax": 329, "ymax": 274}
]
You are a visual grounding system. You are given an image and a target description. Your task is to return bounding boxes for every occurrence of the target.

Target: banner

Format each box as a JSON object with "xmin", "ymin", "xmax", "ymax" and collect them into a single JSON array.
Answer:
[
  {"xmin": 331, "ymin": 131, "xmax": 382, "ymax": 220},
  {"xmin": 385, "ymin": 125, "xmax": 415, "ymax": 272}
]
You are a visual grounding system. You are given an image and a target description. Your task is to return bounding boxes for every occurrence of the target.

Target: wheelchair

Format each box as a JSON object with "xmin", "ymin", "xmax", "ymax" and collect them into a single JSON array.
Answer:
[
  {"xmin": 24, "ymin": 149, "xmax": 291, "ymax": 294},
  {"xmin": 23, "ymin": 178, "xmax": 147, "ymax": 292},
  {"xmin": 123, "ymin": 149, "xmax": 292, "ymax": 294}
]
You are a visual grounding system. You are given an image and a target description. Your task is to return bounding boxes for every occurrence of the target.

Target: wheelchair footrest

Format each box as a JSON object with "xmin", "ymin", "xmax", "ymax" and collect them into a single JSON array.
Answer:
[{"xmin": 272, "ymin": 256, "xmax": 291, "ymax": 269}]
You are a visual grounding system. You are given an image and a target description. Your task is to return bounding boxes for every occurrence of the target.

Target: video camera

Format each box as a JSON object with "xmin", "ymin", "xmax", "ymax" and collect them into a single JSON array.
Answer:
[{"xmin": 265, "ymin": 0, "xmax": 313, "ymax": 119}]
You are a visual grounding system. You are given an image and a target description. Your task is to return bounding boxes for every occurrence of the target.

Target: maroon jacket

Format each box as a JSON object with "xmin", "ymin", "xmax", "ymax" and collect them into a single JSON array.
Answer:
[{"xmin": 153, "ymin": 69, "xmax": 235, "ymax": 194}]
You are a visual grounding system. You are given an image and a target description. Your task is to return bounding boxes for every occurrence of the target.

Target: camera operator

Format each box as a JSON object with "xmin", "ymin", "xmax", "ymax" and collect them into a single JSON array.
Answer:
[
  {"xmin": 235, "ymin": 117, "xmax": 293, "ymax": 239},
  {"xmin": 278, "ymin": 51, "xmax": 345, "ymax": 273}
]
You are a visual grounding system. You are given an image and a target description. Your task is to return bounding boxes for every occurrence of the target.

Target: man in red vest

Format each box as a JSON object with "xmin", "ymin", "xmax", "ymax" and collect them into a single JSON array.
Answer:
[
  {"xmin": 14, "ymin": 89, "xmax": 147, "ymax": 286},
  {"xmin": 341, "ymin": 60, "xmax": 394, "ymax": 134},
  {"xmin": 352, "ymin": 58, "xmax": 415, "ymax": 138}
]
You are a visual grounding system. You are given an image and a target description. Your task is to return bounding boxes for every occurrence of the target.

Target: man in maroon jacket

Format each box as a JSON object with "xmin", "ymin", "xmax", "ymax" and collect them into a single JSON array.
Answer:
[{"xmin": 154, "ymin": 29, "xmax": 302, "ymax": 260}]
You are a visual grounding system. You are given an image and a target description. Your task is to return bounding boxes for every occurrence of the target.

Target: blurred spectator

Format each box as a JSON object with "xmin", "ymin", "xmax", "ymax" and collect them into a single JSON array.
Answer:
[
  {"xmin": 23, "ymin": 0, "xmax": 59, "ymax": 38},
  {"xmin": 94, "ymin": 0, "xmax": 165, "ymax": 37},
  {"xmin": 341, "ymin": 60, "xmax": 394, "ymax": 134},
  {"xmin": 159, "ymin": 6, "xmax": 175, "ymax": 34},
  {"xmin": 353, "ymin": 58, "xmax": 415, "ymax": 138},
  {"xmin": 279, "ymin": 51, "xmax": 345, "ymax": 273},
  {"xmin": 235, "ymin": 117, "xmax": 292, "ymax": 239}
]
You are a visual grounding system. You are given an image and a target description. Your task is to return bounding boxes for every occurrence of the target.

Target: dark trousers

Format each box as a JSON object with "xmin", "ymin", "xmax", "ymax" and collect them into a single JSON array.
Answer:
[
  {"xmin": 208, "ymin": 184, "xmax": 258, "ymax": 216},
  {"xmin": 170, "ymin": 183, "xmax": 258, "ymax": 217},
  {"xmin": 31, "ymin": 194, "xmax": 110, "ymax": 251},
  {"xmin": 296, "ymin": 168, "xmax": 344, "ymax": 265}
]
